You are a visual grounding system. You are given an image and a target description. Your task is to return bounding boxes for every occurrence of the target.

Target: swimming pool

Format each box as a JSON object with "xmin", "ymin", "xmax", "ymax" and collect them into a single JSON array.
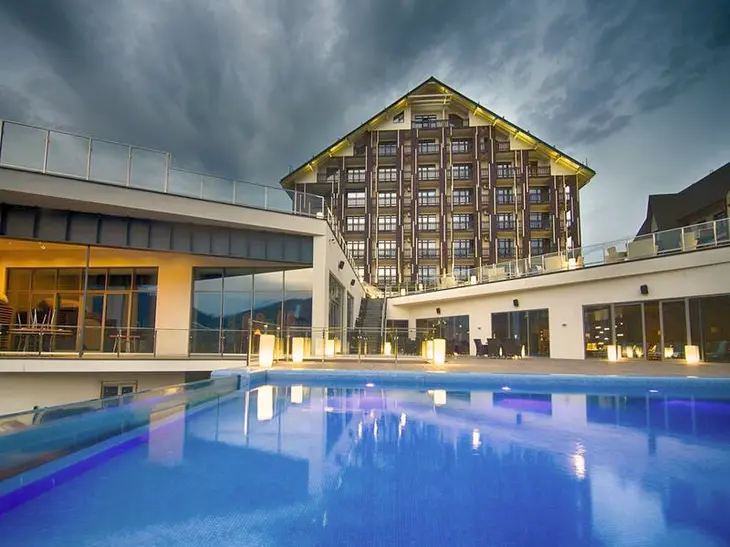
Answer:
[{"xmin": 1, "ymin": 372, "xmax": 729, "ymax": 546}]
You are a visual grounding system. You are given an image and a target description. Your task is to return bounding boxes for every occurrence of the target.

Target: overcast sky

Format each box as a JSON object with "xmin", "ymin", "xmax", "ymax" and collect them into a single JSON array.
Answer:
[{"xmin": 1, "ymin": 0, "xmax": 728, "ymax": 244}]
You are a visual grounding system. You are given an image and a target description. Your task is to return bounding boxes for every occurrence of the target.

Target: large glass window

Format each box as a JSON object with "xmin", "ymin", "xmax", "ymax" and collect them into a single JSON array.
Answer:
[
  {"xmin": 378, "ymin": 192, "xmax": 397, "ymax": 208},
  {"xmin": 662, "ymin": 300, "xmax": 687, "ymax": 359},
  {"xmin": 453, "ymin": 239, "xmax": 473, "ymax": 258},
  {"xmin": 378, "ymin": 216, "xmax": 397, "ymax": 232},
  {"xmin": 284, "ymin": 268, "xmax": 313, "ymax": 330},
  {"xmin": 378, "ymin": 167, "xmax": 397, "ymax": 182},
  {"xmin": 584, "ymin": 305, "xmax": 611, "ymax": 359},
  {"xmin": 346, "ymin": 192, "xmax": 366, "ymax": 208},
  {"xmin": 377, "ymin": 240, "xmax": 397, "ymax": 259},
  {"xmin": 453, "ymin": 214, "xmax": 473, "ymax": 231},
  {"xmin": 690, "ymin": 295, "xmax": 730, "ymax": 362},
  {"xmin": 417, "ymin": 166, "xmax": 438, "ymax": 181},
  {"xmin": 418, "ymin": 190, "xmax": 438, "ymax": 206},
  {"xmin": 418, "ymin": 215, "xmax": 438, "ymax": 232},
  {"xmin": 346, "ymin": 216, "xmax": 365, "ymax": 232},
  {"xmin": 452, "ymin": 164, "xmax": 472, "ymax": 180},
  {"xmin": 5, "ymin": 267, "xmax": 158, "ymax": 354},
  {"xmin": 614, "ymin": 304, "xmax": 644, "ymax": 359},
  {"xmin": 415, "ymin": 315, "xmax": 470, "ymax": 355},
  {"xmin": 491, "ymin": 309, "xmax": 549, "ymax": 357},
  {"xmin": 346, "ymin": 169, "xmax": 366, "ymax": 183},
  {"xmin": 417, "ymin": 239, "xmax": 439, "ymax": 259},
  {"xmin": 347, "ymin": 240, "xmax": 366, "ymax": 259}
]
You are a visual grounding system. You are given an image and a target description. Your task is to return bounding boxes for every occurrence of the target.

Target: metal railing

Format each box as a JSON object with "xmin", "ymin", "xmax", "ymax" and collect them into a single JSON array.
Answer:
[
  {"xmin": 381, "ymin": 218, "xmax": 730, "ymax": 296},
  {"xmin": 0, "ymin": 120, "xmax": 325, "ymax": 218}
]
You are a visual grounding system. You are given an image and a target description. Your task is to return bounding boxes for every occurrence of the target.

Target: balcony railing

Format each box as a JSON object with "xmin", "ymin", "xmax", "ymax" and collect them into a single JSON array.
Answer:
[
  {"xmin": 380, "ymin": 217, "xmax": 730, "ymax": 296},
  {"xmin": 347, "ymin": 172, "xmax": 367, "ymax": 183},
  {"xmin": 413, "ymin": 119, "xmax": 469, "ymax": 129},
  {"xmin": 377, "ymin": 250, "xmax": 397, "ymax": 259},
  {"xmin": 378, "ymin": 145, "xmax": 397, "ymax": 157},
  {"xmin": 496, "ymin": 167, "xmax": 520, "ymax": 179},
  {"xmin": 451, "ymin": 142, "xmax": 472, "ymax": 154},
  {"xmin": 529, "ymin": 194, "xmax": 550, "ymax": 204},
  {"xmin": 417, "ymin": 170, "xmax": 439, "ymax": 181},
  {"xmin": 377, "ymin": 174, "xmax": 398, "ymax": 183},
  {"xmin": 497, "ymin": 222, "xmax": 516, "ymax": 230},
  {"xmin": 452, "ymin": 170, "xmax": 473, "ymax": 180},
  {"xmin": 418, "ymin": 249, "xmax": 439, "ymax": 259},
  {"xmin": 496, "ymin": 141, "xmax": 510, "ymax": 152},
  {"xmin": 418, "ymin": 198, "xmax": 439, "ymax": 207},
  {"xmin": 0, "ymin": 120, "xmax": 326, "ymax": 219},
  {"xmin": 453, "ymin": 223, "xmax": 474, "ymax": 231},
  {"xmin": 528, "ymin": 166, "xmax": 551, "ymax": 177},
  {"xmin": 418, "ymin": 223, "xmax": 439, "ymax": 232},
  {"xmin": 417, "ymin": 143, "xmax": 440, "ymax": 155}
]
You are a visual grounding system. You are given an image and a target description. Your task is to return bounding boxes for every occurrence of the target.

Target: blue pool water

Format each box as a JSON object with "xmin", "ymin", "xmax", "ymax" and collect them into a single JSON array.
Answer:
[{"xmin": 2, "ymin": 381, "xmax": 730, "ymax": 546}]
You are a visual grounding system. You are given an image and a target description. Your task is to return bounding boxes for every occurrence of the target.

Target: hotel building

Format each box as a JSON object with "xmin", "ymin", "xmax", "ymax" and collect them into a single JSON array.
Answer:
[{"xmin": 280, "ymin": 77, "xmax": 596, "ymax": 289}]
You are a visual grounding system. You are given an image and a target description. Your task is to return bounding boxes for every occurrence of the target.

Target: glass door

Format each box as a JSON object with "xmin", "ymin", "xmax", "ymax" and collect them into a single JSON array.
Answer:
[
  {"xmin": 661, "ymin": 300, "xmax": 687, "ymax": 359},
  {"xmin": 103, "ymin": 293, "xmax": 129, "ymax": 352}
]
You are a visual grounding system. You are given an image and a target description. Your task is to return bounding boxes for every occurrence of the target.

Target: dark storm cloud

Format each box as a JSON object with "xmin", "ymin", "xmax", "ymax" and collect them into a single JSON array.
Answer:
[{"xmin": 0, "ymin": 0, "xmax": 728, "ymax": 189}]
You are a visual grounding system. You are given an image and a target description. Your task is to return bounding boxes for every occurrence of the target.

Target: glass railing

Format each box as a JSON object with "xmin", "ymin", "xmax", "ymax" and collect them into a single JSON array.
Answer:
[
  {"xmin": 381, "ymin": 217, "xmax": 730, "ymax": 296},
  {"xmin": 0, "ymin": 120, "xmax": 325, "ymax": 218},
  {"xmin": 0, "ymin": 376, "xmax": 239, "ymax": 481}
]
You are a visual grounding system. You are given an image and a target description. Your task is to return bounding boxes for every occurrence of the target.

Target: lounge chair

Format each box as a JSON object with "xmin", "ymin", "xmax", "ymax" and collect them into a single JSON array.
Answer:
[
  {"xmin": 473, "ymin": 338, "xmax": 488, "ymax": 357},
  {"xmin": 487, "ymin": 338, "xmax": 501, "ymax": 358}
]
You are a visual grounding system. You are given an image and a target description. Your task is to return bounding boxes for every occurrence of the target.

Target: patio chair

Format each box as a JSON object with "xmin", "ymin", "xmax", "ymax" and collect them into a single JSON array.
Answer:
[
  {"xmin": 473, "ymin": 338, "xmax": 488, "ymax": 357},
  {"xmin": 487, "ymin": 338, "xmax": 501, "ymax": 358},
  {"xmin": 502, "ymin": 338, "xmax": 520, "ymax": 358},
  {"xmin": 627, "ymin": 238, "xmax": 656, "ymax": 260}
]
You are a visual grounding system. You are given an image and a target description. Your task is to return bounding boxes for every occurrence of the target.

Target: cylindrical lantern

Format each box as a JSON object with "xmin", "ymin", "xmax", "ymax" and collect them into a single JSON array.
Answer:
[
  {"xmin": 433, "ymin": 338, "xmax": 446, "ymax": 365},
  {"xmin": 426, "ymin": 340, "xmax": 434, "ymax": 360},
  {"xmin": 325, "ymin": 339, "xmax": 336, "ymax": 357},
  {"xmin": 291, "ymin": 385, "xmax": 303, "ymax": 404},
  {"xmin": 259, "ymin": 334, "xmax": 276, "ymax": 368},
  {"xmin": 292, "ymin": 337, "xmax": 305, "ymax": 363},
  {"xmin": 433, "ymin": 389, "xmax": 446, "ymax": 406},
  {"xmin": 383, "ymin": 341, "xmax": 392, "ymax": 356},
  {"xmin": 606, "ymin": 345, "xmax": 618, "ymax": 362},
  {"xmin": 663, "ymin": 346, "xmax": 674, "ymax": 359},
  {"xmin": 685, "ymin": 345, "xmax": 700, "ymax": 364}
]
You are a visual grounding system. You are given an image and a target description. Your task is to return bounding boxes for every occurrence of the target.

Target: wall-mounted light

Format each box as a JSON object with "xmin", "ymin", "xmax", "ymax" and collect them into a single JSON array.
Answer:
[
  {"xmin": 436, "ymin": 307, "xmax": 441, "ymax": 315},
  {"xmin": 338, "ymin": 260, "xmax": 345, "ymax": 270},
  {"xmin": 433, "ymin": 339, "xmax": 446, "ymax": 366},
  {"xmin": 350, "ymin": 279, "xmax": 356, "ymax": 286},
  {"xmin": 640, "ymin": 284, "xmax": 649, "ymax": 295},
  {"xmin": 513, "ymin": 299, "xmax": 519, "ymax": 307}
]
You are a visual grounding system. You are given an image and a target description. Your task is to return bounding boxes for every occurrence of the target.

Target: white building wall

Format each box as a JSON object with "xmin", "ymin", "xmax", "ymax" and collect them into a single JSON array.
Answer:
[
  {"xmin": 0, "ymin": 372, "xmax": 186, "ymax": 415},
  {"xmin": 387, "ymin": 248, "xmax": 730, "ymax": 359}
]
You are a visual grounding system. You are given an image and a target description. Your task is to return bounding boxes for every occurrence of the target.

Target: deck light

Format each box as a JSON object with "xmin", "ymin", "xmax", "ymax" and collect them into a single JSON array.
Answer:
[
  {"xmin": 259, "ymin": 334, "xmax": 276, "ymax": 368},
  {"xmin": 383, "ymin": 342, "xmax": 392, "ymax": 356},
  {"xmin": 606, "ymin": 345, "xmax": 618, "ymax": 362},
  {"xmin": 291, "ymin": 385, "xmax": 303, "ymax": 404},
  {"xmin": 325, "ymin": 339, "xmax": 336, "ymax": 357},
  {"xmin": 426, "ymin": 340, "xmax": 434, "ymax": 360},
  {"xmin": 433, "ymin": 339, "xmax": 446, "ymax": 365},
  {"xmin": 292, "ymin": 337, "xmax": 305, "ymax": 363},
  {"xmin": 685, "ymin": 345, "xmax": 700, "ymax": 364},
  {"xmin": 433, "ymin": 389, "xmax": 447, "ymax": 406}
]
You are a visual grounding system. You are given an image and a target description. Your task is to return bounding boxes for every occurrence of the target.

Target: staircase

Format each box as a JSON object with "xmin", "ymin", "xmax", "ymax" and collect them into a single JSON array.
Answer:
[{"xmin": 356, "ymin": 298, "xmax": 385, "ymax": 354}]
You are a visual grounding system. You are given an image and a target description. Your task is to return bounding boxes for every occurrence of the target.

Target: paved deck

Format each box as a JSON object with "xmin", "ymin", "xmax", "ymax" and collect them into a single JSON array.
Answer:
[{"xmin": 273, "ymin": 356, "xmax": 730, "ymax": 377}]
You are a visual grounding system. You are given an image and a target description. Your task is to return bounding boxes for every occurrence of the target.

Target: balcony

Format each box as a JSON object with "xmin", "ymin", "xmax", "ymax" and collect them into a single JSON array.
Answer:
[
  {"xmin": 413, "ymin": 119, "xmax": 469, "ymax": 130},
  {"xmin": 496, "ymin": 141, "xmax": 510, "ymax": 152},
  {"xmin": 452, "ymin": 170, "xmax": 474, "ymax": 181},
  {"xmin": 498, "ymin": 250, "xmax": 515, "ymax": 259},
  {"xmin": 418, "ymin": 224, "xmax": 439, "ymax": 232},
  {"xmin": 528, "ymin": 166, "xmax": 551, "ymax": 177},
  {"xmin": 418, "ymin": 249, "xmax": 440, "ymax": 259},
  {"xmin": 451, "ymin": 251, "xmax": 474, "ymax": 260},
  {"xmin": 377, "ymin": 251, "xmax": 397, "ymax": 260},
  {"xmin": 451, "ymin": 197, "xmax": 473, "ymax": 207},
  {"xmin": 453, "ymin": 223, "xmax": 474, "ymax": 232},
  {"xmin": 497, "ymin": 222, "xmax": 516, "ymax": 231},
  {"xmin": 378, "ymin": 144, "xmax": 397, "ymax": 157},
  {"xmin": 317, "ymin": 172, "xmax": 340, "ymax": 184},
  {"xmin": 529, "ymin": 193, "xmax": 550, "ymax": 205},
  {"xmin": 345, "ymin": 200, "xmax": 366, "ymax": 209},
  {"xmin": 451, "ymin": 142, "xmax": 472, "ymax": 155},
  {"xmin": 529, "ymin": 222, "xmax": 552, "ymax": 231},
  {"xmin": 496, "ymin": 167, "xmax": 520, "ymax": 179},
  {"xmin": 418, "ymin": 198, "xmax": 440, "ymax": 207},
  {"xmin": 417, "ymin": 143, "xmax": 440, "ymax": 155},
  {"xmin": 377, "ymin": 174, "xmax": 398, "ymax": 184},
  {"xmin": 346, "ymin": 172, "xmax": 367, "ymax": 184},
  {"xmin": 417, "ymin": 170, "xmax": 439, "ymax": 182}
]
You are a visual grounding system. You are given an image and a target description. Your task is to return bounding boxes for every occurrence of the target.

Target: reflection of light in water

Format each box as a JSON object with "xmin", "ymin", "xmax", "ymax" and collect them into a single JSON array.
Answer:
[
  {"xmin": 400, "ymin": 413, "xmax": 407, "ymax": 428},
  {"xmin": 365, "ymin": 382, "xmax": 375, "ymax": 388},
  {"xmin": 573, "ymin": 443, "xmax": 586, "ymax": 480},
  {"xmin": 257, "ymin": 386, "xmax": 274, "ymax": 422},
  {"xmin": 373, "ymin": 420, "xmax": 378, "ymax": 440},
  {"xmin": 472, "ymin": 428, "xmax": 481, "ymax": 450},
  {"xmin": 357, "ymin": 421, "xmax": 363, "ymax": 439},
  {"xmin": 325, "ymin": 406, "xmax": 334, "ymax": 412},
  {"xmin": 501, "ymin": 386, "xmax": 511, "ymax": 391}
]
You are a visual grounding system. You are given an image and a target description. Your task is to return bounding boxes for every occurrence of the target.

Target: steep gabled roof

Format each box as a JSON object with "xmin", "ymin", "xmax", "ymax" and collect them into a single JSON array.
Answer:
[
  {"xmin": 636, "ymin": 161, "xmax": 730, "ymax": 235},
  {"xmin": 280, "ymin": 76, "xmax": 596, "ymax": 188}
]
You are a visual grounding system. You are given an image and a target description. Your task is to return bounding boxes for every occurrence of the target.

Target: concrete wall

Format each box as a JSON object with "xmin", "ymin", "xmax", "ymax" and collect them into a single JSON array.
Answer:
[
  {"xmin": 387, "ymin": 247, "xmax": 730, "ymax": 359},
  {"xmin": 0, "ymin": 372, "xmax": 185, "ymax": 415}
]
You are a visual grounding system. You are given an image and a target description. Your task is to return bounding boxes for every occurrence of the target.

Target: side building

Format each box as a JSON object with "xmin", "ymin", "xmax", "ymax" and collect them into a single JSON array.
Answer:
[
  {"xmin": 637, "ymin": 161, "xmax": 730, "ymax": 235},
  {"xmin": 280, "ymin": 77, "xmax": 595, "ymax": 291}
]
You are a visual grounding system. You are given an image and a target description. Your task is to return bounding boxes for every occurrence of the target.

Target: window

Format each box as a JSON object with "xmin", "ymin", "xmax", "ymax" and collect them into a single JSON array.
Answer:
[
  {"xmin": 418, "ymin": 189, "xmax": 438, "ymax": 206},
  {"xmin": 529, "ymin": 212, "xmax": 549, "ymax": 230},
  {"xmin": 496, "ymin": 163, "xmax": 512, "ymax": 178},
  {"xmin": 414, "ymin": 114, "xmax": 437, "ymax": 129},
  {"xmin": 418, "ymin": 140, "xmax": 439, "ymax": 154},
  {"xmin": 453, "ymin": 214, "xmax": 472, "ymax": 231},
  {"xmin": 453, "ymin": 239, "xmax": 473, "ymax": 258},
  {"xmin": 492, "ymin": 309, "xmax": 550, "ymax": 357},
  {"xmin": 378, "ymin": 142, "xmax": 397, "ymax": 156},
  {"xmin": 378, "ymin": 167, "xmax": 397, "ymax": 183},
  {"xmin": 347, "ymin": 240, "xmax": 366, "ymax": 259},
  {"xmin": 347, "ymin": 169, "xmax": 366, "ymax": 183},
  {"xmin": 418, "ymin": 239, "xmax": 439, "ymax": 259},
  {"xmin": 378, "ymin": 191, "xmax": 397, "ymax": 208},
  {"xmin": 453, "ymin": 189, "xmax": 472, "ymax": 206},
  {"xmin": 496, "ymin": 187, "xmax": 514, "ymax": 205},
  {"xmin": 453, "ymin": 265, "xmax": 471, "ymax": 281},
  {"xmin": 418, "ymin": 165, "xmax": 438, "ymax": 181},
  {"xmin": 377, "ymin": 266, "xmax": 397, "ymax": 284},
  {"xmin": 529, "ymin": 187, "xmax": 548, "ymax": 204},
  {"xmin": 451, "ymin": 139, "xmax": 471, "ymax": 154},
  {"xmin": 418, "ymin": 214, "xmax": 438, "ymax": 231},
  {"xmin": 393, "ymin": 111, "xmax": 404, "ymax": 123},
  {"xmin": 5, "ymin": 267, "xmax": 158, "ymax": 354},
  {"xmin": 452, "ymin": 164, "xmax": 472, "ymax": 180},
  {"xmin": 529, "ymin": 239, "xmax": 549, "ymax": 256},
  {"xmin": 101, "ymin": 382, "xmax": 136, "ymax": 399},
  {"xmin": 497, "ymin": 238, "xmax": 514, "ymax": 258},
  {"xmin": 378, "ymin": 215, "xmax": 397, "ymax": 232},
  {"xmin": 497, "ymin": 213, "xmax": 514, "ymax": 230},
  {"xmin": 346, "ymin": 191, "xmax": 366, "ymax": 208},
  {"xmin": 417, "ymin": 265, "xmax": 438, "ymax": 284},
  {"xmin": 377, "ymin": 240, "xmax": 397, "ymax": 259},
  {"xmin": 356, "ymin": 266, "xmax": 366, "ymax": 279},
  {"xmin": 346, "ymin": 216, "xmax": 365, "ymax": 232}
]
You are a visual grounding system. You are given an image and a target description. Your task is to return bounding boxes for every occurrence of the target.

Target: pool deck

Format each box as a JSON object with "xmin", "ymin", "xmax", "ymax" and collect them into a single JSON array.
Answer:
[{"xmin": 272, "ymin": 356, "xmax": 730, "ymax": 378}]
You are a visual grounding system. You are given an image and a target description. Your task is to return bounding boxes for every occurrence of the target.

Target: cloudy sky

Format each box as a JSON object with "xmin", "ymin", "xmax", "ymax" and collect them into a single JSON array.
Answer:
[{"xmin": 1, "ymin": 0, "xmax": 728, "ymax": 244}]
